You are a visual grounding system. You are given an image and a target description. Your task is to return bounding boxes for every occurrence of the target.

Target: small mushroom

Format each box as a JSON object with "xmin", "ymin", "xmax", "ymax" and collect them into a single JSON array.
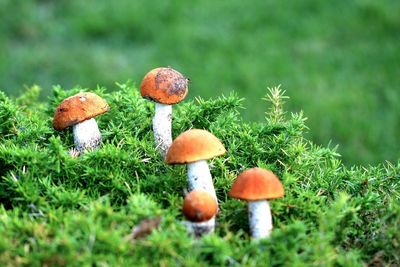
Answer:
[
  {"xmin": 229, "ymin": 168, "xmax": 284, "ymax": 239},
  {"xmin": 140, "ymin": 67, "xmax": 189, "ymax": 157},
  {"xmin": 182, "ymin": 190, "xmax": 218, "ymax": 237},
  {"xmin": 53, "ymin": 92, "xmax": 109, "ymax": 154},
  {"xmin": 166, "ymin": 129, "xmax": 226, "ymax": 199}
]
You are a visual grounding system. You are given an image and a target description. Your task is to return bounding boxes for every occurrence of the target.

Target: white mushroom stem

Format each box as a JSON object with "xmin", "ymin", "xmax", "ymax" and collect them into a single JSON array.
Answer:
[
  {"xmin": 187, "ymin": 160, "xmax": 217, "ymax": 199},
  {"xmin": 73, "ymin": 118, "xmax": 102, "ymax": 153},
  {"xmin": 184, "ymin": 217, "xmax": 216, "ymax": 238},
  {"xmin": 248, "ymin": 200, "xmax": 272, "ymax": 239},
  {"xmin": 187, "ymin": 160, "xmax": 217, "ymax": 234},
  {"xmin": 153, "ymin": 103, "xmax": 172, "ymax": 158}
]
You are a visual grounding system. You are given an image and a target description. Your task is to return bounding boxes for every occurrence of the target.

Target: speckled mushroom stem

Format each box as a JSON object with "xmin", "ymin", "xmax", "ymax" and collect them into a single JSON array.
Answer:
[
  {"xmin": 248, "ymin": 200, "xmax": 272, "ymax": 239},
  {"xmin": 153, "ymin": 103, "xmax": 172, "ymax": 158},
  {"xmin": 185, "ymin": 218, "xmax": 215, "ymax": 238},
  {"xmin": 73, "ymin": 118, "xmax": 102, "ymax": 153},
  {"xmin": 187, "ymin": 160, "xmax": 217, "ymax": 199}
]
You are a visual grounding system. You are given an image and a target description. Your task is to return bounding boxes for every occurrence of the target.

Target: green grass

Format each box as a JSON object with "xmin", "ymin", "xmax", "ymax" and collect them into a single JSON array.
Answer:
[
  {"xmin": 0, "ymin": 84, "xmax": 399, "ymax": 266},
  {"xmin": 0, "ymin": 0, "xmax": 399, "ymax": 165}
]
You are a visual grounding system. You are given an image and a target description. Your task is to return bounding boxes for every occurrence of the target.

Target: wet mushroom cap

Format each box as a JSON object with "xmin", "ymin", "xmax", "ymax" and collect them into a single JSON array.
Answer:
[
  {"xmin": 140, "ymin": 67, "xmax": 189, "ymax": 105},
  {"xmin": 166, "ymin": 129, "xmax": 226, "ymax": 164},
  {"xmin": 182, "ymin": 190, "xmax": 218, "ymax": 222},
  {"xmin": 53, "ymin": 92, "xmax": 109, "ymax": 131},
  {"xmin": 229, "ymin": 168, "xmax": 284, "ymax": 201}
]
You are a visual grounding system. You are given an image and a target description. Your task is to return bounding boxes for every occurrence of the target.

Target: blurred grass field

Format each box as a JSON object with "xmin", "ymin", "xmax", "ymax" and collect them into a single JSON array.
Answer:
[{"xmin": 0, "ymin": 0, "xmax": 399, "ymax": 165}]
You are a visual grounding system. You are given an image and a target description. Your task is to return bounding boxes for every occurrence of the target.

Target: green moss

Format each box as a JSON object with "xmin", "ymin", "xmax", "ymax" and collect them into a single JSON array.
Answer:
[{"xmin": 0, "ymin": 84, "xmax": 399, "ymax": 266}]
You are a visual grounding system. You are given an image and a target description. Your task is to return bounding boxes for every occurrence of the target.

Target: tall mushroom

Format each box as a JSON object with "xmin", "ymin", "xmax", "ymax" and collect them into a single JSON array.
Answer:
[
  {"xmin": 53, "ymin": 92, "xmax": 109, "ymax": 154},
  {"xmin": 229, "ymin": 168, "xmax": 284, "ymax": 239},
  {"xmin": 166, "ymin": 129, "xmax": 226, "ymax": 199},
  {"xmin": 140, "ymin": 67, "xmax": 189, "ymax": 157},
  {"xmin": 182, "ymin": 190, "xmax": 218, "ymax": 237}
]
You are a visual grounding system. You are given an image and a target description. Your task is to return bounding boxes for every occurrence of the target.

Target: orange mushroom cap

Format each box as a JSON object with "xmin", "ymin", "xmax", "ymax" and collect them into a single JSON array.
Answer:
[
  {"xmin": 53, "ymin": 92, "xmax": 109, "ymax": 131},
  {"xmin": 182, "ymin": 190, "xmax": 218, "ymax": 222},
  {"xmin": 229, "ymin": 168, "xmax": 284, "ymax": 201},
  {"xmin": 140, "ymin": 67, "xmax": 189, "ymax": 105},
  {"xmin": 166, "ymin": 129, "xmax": 226, "ymax": 164}
]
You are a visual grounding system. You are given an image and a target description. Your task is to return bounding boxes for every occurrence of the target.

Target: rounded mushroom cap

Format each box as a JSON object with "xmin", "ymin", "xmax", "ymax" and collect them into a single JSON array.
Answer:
[
  {"xmin": 166, "ymin": 129, "xmax": 226, "ymax": 164},
  {"xmin": 182, "ymin": 190, "xmax": 218, "ymax": 222},
  {"xmin": 53, "ymin": 92, "xmax": 109, "ymax": 131},
  {"xmin": 229, "ymin": 168, "xmax": 284, "ymax": 201},
  {"xmin": 140, "ymin": 67, "xmax": 189, "ymax": 105}
]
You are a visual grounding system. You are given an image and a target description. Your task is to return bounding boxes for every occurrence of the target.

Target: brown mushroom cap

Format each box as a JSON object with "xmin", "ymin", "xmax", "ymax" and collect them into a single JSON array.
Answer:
[
  {"xmin": 53, "ymin": 92, "xmax": 109, "ymax": 131},
  {"xmin": 140, "ymin": 67, "xmax": 189, "ymax": 105},
  {"xmin": 182, "ymin": 190, "xmax": 218, "ymax": 222},
  {"xmin": 229, "ymin": 168, "xmax": 284, "ymax": 201},
  {"xmin": 166, "ymin": 129, "xmax": 226, "ymax": 164}
]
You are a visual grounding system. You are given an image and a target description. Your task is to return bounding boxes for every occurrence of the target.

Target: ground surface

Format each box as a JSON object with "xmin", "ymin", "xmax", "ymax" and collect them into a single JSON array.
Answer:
[{"xmin": 0, "ymin": 85, "xmax": 399, "ymax": 266}]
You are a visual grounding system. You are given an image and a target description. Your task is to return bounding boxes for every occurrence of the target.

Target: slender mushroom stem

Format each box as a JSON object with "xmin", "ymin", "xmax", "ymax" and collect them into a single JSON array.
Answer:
[
  {"xmin": 73, "ymin": 118, "xmax": 102, "ymax": 153},
  {"xmin": 248, "ymin": 200, "xmax": 272, "ymax": 239},
  {"xmin": 185, "ymin": 218, "xmax": 215, "ymax": 238},
  {"xmin": 153, "ymin": 103, "xmax": 172, "ymax": 158},
  {"xmin": 187, "ymin": 160, "xmax": 217, "ymax": 199}
]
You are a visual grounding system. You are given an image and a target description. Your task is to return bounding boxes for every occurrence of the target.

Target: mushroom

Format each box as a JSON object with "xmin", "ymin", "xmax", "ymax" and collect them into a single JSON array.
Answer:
[
  {"xmin": 229, "ymin": 168, "xmax": 284, "ymax": 239},
  {"xmin": 140, "ymin": 67, "xmax": 189, "ymax": 157},
  {"xmin": 53, "ymin": 92, "xmax": 109, "ymax": 154},
  {"xmin": 182, "ymin": 190, "xmax": 218, "ymax": 237},
  {"xmin": 166, "ymin": 129, "xmax": 226, "ymax": 199}
]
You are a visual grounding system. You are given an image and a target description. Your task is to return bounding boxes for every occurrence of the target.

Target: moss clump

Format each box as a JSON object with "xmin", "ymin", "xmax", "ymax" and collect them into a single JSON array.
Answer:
[{"xmin": 0, "ymin": 83, "xmax": 399, "ymax": 266}]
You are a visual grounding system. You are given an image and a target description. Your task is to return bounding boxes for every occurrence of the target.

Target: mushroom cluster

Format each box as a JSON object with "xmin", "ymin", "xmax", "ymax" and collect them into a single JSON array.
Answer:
[
  {"xmin": 166, "ymin": 128, "xmax": 226, "ymax": 234},
  {"xmin": 51, "ymin": 67, "xmax": 286, "ymax": 241}
]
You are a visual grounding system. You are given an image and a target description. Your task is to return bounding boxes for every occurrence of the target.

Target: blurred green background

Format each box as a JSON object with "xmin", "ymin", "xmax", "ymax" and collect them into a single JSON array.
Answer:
[{"xmin": 0, "ymin": 0, "xmax": 399, "ymax": 165}]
